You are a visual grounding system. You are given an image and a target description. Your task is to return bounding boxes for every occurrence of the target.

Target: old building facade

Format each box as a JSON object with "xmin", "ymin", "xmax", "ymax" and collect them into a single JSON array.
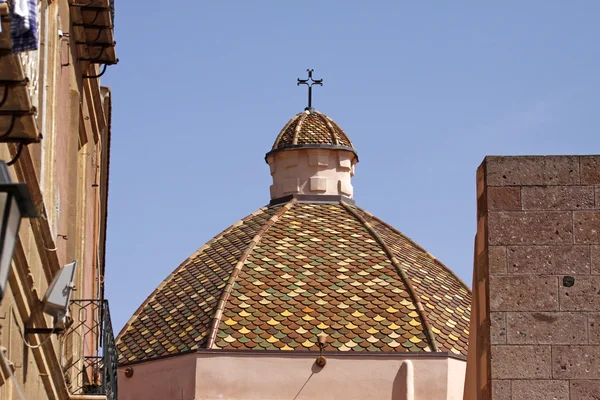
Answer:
[
  {"xmin": 465, "ymin": 156, "xmax": 600, "ymax": 400},
  {"xmin": 0, "ymin": 0, "xmax": 117, "ymax": 399},
  {"xmin": 114, "ymin": 106, "xmax": 600, "ymax": 400}
]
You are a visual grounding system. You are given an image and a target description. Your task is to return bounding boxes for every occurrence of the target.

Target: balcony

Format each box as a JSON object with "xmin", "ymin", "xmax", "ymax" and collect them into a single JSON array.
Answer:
[{"xmin": 64, "ymin": 300, "xmax": 118, "ymax": 400}]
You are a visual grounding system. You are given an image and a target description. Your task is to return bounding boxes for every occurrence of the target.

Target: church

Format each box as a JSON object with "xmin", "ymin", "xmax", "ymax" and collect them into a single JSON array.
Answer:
[
  {"xmin": 115, "ymin": 70, "xmax": 600, "ymax": 400},
  {"xmin": 115, "ymin": 71, "xmax": 471, "ymax": 400}
]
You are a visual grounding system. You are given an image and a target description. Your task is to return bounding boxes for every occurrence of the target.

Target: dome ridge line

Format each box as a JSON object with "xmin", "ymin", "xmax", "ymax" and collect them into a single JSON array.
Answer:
[
  {"xmin": 205, "ymin": 198, "xmax": 297, "ymax": 349},
  {"xmin": 292, "ymin": 111, "xmax": 309, "ymax": 145},
  {"xmin": 340, "ymin": 201, "xmax": 440, "ymax": 352},
  {"xmin": 324, "ymin": 115, "xmax": 351, "ymax": 147},
  {"xmin": 358, "ymin": 209, "xmax": 471, "ymax": 293},
  {"xmin": 317, "ymin": 111, "xmax": 339, "ymax": 145},
  {"xmin": 114, "ymin": 208, "xmax": 269, "ymax": 347},
  {"xmin": 273, "ymin": 114, "xmax": 300, "ymax": 150}
]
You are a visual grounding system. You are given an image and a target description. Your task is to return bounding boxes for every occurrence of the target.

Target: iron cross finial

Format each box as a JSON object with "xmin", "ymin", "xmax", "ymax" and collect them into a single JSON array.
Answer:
[{"xmin": 297, "ymin": 69, "xmax": 323, "ymax": 111}]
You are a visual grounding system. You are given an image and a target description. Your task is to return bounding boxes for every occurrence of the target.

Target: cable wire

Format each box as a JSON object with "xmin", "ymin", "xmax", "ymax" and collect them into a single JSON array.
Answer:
[
  {"xmin": 17, "ymin": 322, "xmax": 57, "ymax": 349},
  {"xmin": 0, "ymin": 350, "xmax": 26, "ymax": 400}
]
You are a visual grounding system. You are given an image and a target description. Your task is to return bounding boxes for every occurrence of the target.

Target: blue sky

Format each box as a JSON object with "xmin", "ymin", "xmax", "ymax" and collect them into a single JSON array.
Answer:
[{"xmin": 103, "ymin": 2, "xmax": 600, "ymax": 332}]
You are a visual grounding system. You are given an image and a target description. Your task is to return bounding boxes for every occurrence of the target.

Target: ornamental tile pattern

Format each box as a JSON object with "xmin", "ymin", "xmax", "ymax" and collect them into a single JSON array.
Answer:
[
  {"xmin": 116, "ymin": 206, "xmax": 281, "ymax": 363},
  {"xmin": 117, "ymin": 200, "xmax": 471, "ymax": 365},
  {"xmin": 213, "ymin": 203, "xmax": 431, "ymax": 352},
  {"xmin": 354, "ymin": 208, "xmax": 471, "ymax": 356},
  {"xmin": 272, "ymin": 110, "xmax": 353, "ymax": 150}
]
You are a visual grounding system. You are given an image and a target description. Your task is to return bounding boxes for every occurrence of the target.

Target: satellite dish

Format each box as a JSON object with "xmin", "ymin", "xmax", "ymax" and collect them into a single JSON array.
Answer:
[{"xmin": 42, "ymin": 261, "xmax": 77, "ymax": 322}]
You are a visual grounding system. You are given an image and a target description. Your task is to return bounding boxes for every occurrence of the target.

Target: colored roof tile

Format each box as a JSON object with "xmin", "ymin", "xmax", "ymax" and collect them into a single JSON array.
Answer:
[
  {"xmin": 271, "ymin": 110, "xmax": 354, "ymax": 152},
  {"xmin": 117, "ymin": 200, "xmax": 471, "ymax": 365}
]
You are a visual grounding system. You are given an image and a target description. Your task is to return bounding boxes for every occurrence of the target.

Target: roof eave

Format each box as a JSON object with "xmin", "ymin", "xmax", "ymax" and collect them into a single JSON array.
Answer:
[{"xmin": 264, "ymin": 144, "xmax": 359, "ymax": 163}]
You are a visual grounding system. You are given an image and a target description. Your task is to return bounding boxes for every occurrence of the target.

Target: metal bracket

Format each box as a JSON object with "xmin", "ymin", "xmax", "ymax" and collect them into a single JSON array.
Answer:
[
  {"xmin": 78, "ymin": 46, "xmax": 118, "ymax": 65},
  {"xmin": 24, "ymin": 327, "xmax": 64, "ymax": 335},
  {"xmin": 72, "ymin": 7, "xmax": 103, "ymax": 25},
  {"xmin": 72, "ymin": 23, "xmax": 113, "ymax": 29},
  {"xmin": 83, "ymin": 63, "xmax": 107, "ymax": 79},
  {"xmin": 7, "ymin": 142, "xmax": 25, "ymax": 166},
  {"xmin": 0, "ymin": 114, "xmax": 16, "ymax": 138},
  {"xmin": 0, "ymin": 108, "xmax": 36, "ymax": 139},
  {"xmin": 76, "ymin": 25, "xmax": 104, "ymax": 43},
  {"xmin": 0, "ymin": 79, "xmax": 29, "ymax": 108}
]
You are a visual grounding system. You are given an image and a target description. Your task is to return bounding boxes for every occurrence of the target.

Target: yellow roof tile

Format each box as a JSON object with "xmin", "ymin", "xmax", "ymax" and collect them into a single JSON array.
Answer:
[{"xmin": 117, "ymin": 201, "xmax": 471, "ymax": 364}]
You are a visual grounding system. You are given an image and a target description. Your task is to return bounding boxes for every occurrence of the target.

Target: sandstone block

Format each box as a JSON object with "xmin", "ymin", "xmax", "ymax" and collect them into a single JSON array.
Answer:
[
  {"xmin": 581, "ymin": 156, "xmax": 600, "ymax": 185},
  {"xmin": 488, "ymin": 187, "xmax": 521, "ymax": 211},
  {"xmin": 559, "ymin": 276, "xmax": 600, "ymax": 311},
  {"xmin": 574, "ymin": 211, "xmax": 600, "ymax": 244},
  {"xmin": 491, "ymin": 312, "xmax": 506, "ymax": 344},
  {"xmin": 491, "ymin": 380, "xmax": 511, "ymax": 400},
  {"xmin": 553, "ymin": 346, "xmax": 600, "ymax": 379},
  {"xmin": 477, "ymin": 218, "xmax": 486, "ymax": 257},
  {"xmin": 511, "ymin": 380, "xmax": 568, "ymax": 400},
  {"xmin": 308, "ymin": 150, "xmax": 329, "ymax": 167},
  {"xmin": 338, "ymin": 152, "xmax": 352, "ymax": 170},
  {"xmin": 491, "ymin": 345, "xmax": 551, "ymax": 379},
  {"xmin": 488, "ymin": 211, "xmax": 573, "ymax": 245},
  {"xmin": 489, "ymin": 246, "xmax": 507, "ymax": 275},
  {"xmin": 522, "ymin": 186, "xmax": 594, "ymax": 210},
  {"xmin": 485, "ymin": 156, "xmax": 579, "ymax": 186},
  {"xmin": 280, "ymin": 152, "xmax": 298, "ymax": 168},
  {"xmin": 589, "ymin": 313, "xmax": 600, "ymax": 344},
  {"xmin": 490, "ymin": 276, "xmax": 558, "ymax": 311},
  {"xmin": 267, "ymin": 158, "xmax": 276, "ymax": 175},
  {"xmin": 338, "ymin": 180, "xmax": 353, "ymax": 196},
  {"xmin": 507, "ymin": 245, "xmax": 591, "ymax": 275},
  {"xmin": 309, "ymin": 176, "xmax": 327, "ymax": 192},
  {"xmin": 477, "ymin": 163, "xmax": 486, "ymax": 199},
  {"xmin": 570, "ymin": 380, "xmax": 600, "ymax": 400},
  {"xmin": 593, "ymin": 246, "xmax": 600, "ymax": 275},
  {"xmin": 269, "ymin": 184, "xmax": 278, "ymax": 199},
  {"xmin": 506, "ymin": 312, "xmax": 587, "ymax": 344},
  {"xmin": 283, "ymin": 177, "xmax": 299, "ymax": 194}
]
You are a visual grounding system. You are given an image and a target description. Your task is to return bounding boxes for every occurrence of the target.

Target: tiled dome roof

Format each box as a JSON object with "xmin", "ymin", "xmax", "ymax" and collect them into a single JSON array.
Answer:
[
  {"xmin": 270, "ymin": 110, "xmax": 355, "ymax": 153},
  {"xmin": 116, "ymin": 198, "xmax": 471, "ymax": 365}
]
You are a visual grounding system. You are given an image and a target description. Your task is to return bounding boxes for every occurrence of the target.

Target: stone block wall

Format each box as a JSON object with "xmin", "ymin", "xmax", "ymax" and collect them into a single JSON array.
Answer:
[{"xmin": 468, "ymin": 156, "xmax": 600, "ymax": 400}]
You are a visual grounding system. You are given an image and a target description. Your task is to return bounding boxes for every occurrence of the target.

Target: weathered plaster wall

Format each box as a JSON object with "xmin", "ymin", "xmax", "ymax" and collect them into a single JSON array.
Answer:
[
  {"xmin": 118, "ymin": 353, "xmax": 197, "ymax": 400},
  {"xmin": 465, "ymin": 156, "xmax": 600, "ymax": 399},
  {"xmin": 119, "ymin": 352, "xmax": 466, "ymax": 400},
  {"xmin": 448, "ymin": 357, "xmax": 467, "ymax": 399},
  {"xmin": 0, "ymin": 1, "xmax": 113, "ymax": 399}
]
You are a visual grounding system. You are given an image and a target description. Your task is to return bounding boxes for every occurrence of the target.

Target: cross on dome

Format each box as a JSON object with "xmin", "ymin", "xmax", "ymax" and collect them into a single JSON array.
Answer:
[{"xmin": 297, "ymin": 69, "xmax": 323, "ymax": 111}]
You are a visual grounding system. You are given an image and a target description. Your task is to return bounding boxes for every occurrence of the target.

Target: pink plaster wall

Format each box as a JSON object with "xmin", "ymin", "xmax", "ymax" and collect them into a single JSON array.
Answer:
[
  {"xmin": 118, "ymin": 353, "xmax": 197, "ymax": 400},
  {"xmin": 267, "ymin": 149, "xmax": 357, "ymax": 199},
  {"xmin": 119, "ymin": 352, "xmax": 465, "ymax": 400},
  {"xmin": 447, "ymin": 358, "xmax": 467, "ymax": 400}
]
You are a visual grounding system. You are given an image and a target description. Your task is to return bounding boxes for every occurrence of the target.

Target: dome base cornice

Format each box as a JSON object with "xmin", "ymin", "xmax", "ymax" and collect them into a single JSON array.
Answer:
[{"xmin": 269, "ymin": 194, "xmax": 355, "ymax": 206}]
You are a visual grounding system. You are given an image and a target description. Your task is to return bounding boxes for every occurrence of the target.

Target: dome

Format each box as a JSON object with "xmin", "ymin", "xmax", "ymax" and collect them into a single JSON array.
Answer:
[
  {"xmin": 269, "ymin": 109, "xmax": 356, "ymax": 156},
  {"xmin": 116, "ymin": 198, "xmax": 471, "ymax": 365}
]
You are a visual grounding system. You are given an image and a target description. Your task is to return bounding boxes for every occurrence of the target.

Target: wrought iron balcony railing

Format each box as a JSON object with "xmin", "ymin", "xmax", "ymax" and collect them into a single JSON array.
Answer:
[{"xmin": 63, "ymin": 299, "xmax": 118, "ymax": 400}]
